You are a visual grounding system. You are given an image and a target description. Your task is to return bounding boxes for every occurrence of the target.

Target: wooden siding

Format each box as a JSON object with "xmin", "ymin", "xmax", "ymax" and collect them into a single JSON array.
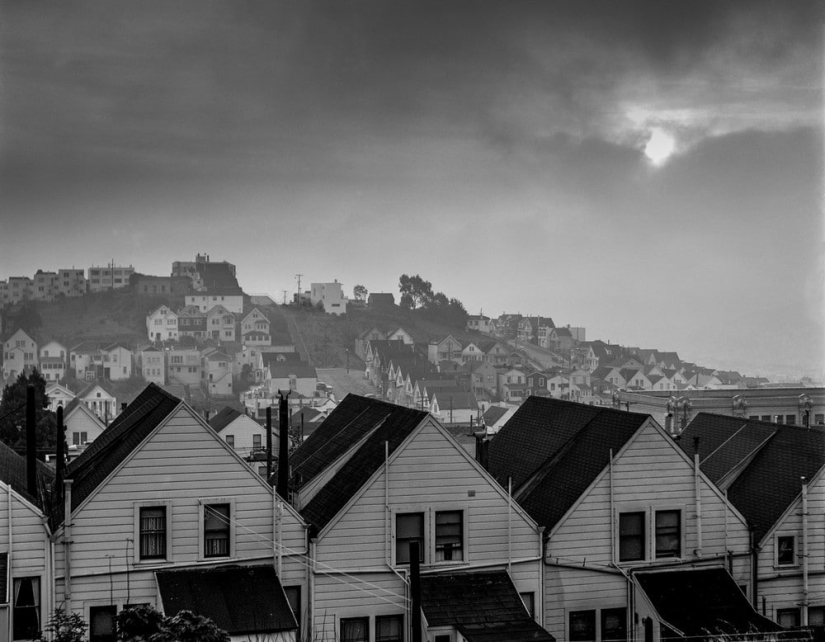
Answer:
[
  {"xmin": 55, "ymin": 404, "xmax": 307, "ymax": 613},
  {"xmin": 544, "ymin": 420, "xmax": 752, "ymax": 642},
  {"xmin": 757, "ymin": 472, "xmax": 825, "ymax": 618},
  {"xmin": 312, "ymin": 419, "xmax": 542, "ymax": 636},
  {"xmin": 0, "ymin": 484, "xmax": 49, "ymax": 578},
  {"xmin": 66, "ymin": 408, "xmax": 105, "ymax": 445}
]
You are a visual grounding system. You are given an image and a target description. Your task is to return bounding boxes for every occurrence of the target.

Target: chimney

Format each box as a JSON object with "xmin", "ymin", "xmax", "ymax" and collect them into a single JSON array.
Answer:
[
  {"xmin": 121, "ymin": 402, "xmax": 127, "ymax": 412},
  {"xmin": 277, "ymin": 390, "xmax": 290, "ymax": 498},
  {"xmin": 204, "ymin": 410, "xmax": 210, "ymax": 422},
  {"xmin": 27, "ymin": 385, "xmax": 37, "ymax": 499}
]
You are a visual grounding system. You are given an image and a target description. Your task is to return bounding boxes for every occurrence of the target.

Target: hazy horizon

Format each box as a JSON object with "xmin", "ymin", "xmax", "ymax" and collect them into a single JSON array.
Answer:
[{"xmin": 1, "ymin": 1, "xmax": 823, "ymax": 381}]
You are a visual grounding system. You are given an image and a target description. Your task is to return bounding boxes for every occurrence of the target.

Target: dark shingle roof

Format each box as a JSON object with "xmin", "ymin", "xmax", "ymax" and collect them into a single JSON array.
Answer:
[
  {"xmin": 54, "ymin": 384, "xmax": 181, "ymax": 527},
  {"xmin": 209, "ymin": 407, "xmax": 243, "ymax": 433},
  {"xmin": 488, "ymin": 397, "xmax": 648, "ymax": 529},
  {"xmin": 682, "ymin": 413, "xmax": 825, "ymax": 542},
  {"xmin": 482, "ymin": 406, "xmax": 509, "ymax": 425},
  {"xmin": 636, "ymin": 568, "xmax": 781, "ymax": 636},
  {"xmin": 268, "ymin": 363, "xmax": 317, "ymax": 379},
  {"xmin": 421, "ymin": 570, "xmax": 554, "ymax": 642},
  {"xmin": 678, "ymin": 413, "xmax": 776, "ymax": 485},
  {"xmin": 298, "ymin": 397, "xmax": 427, "ymax": 530},
  {"xmin": 0, "ymin": 440, "xmax": 54, "ymax": 509},
  {"xmin": 157, "ymin": 565, "xmax": 296, "ymax": 635}
]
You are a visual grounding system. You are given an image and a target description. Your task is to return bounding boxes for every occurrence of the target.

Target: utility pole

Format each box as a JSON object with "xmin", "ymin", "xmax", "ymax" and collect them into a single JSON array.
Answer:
[
  {"xmin": 282, "ymin": 290, "xmax": 288, "ymax": 305},
  {"xmin": 295, "ymin": 274, "xmax": 303, "ymax": 298}
]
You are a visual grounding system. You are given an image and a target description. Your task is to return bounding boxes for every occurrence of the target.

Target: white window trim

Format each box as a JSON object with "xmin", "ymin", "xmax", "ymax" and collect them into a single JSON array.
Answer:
[
  {"xmin": 615, "ymin": 505, "xmax": 685, "ymax": 565},
  {"xmin": 566, "ymin": 604, "xmax": 628, "ymax": 642},
  {"xmin": 774, "ymin": 534, "xmax": 798, "ymax": 568},
  {"xmin": 391, "ymin": 504, "xmax": 469, "ymax": 567},
  {"xmin": 198, "ymin": 497, "xmax": 236, "ymax": 561},
  {"xmin": 133, "ymin": 500, "xmax": 173, "ymax": 565}
]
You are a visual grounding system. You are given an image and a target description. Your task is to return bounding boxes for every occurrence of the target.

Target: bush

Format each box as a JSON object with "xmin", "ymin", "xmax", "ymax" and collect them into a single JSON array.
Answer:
[
  {"xmin": 37, "ymin": 609, "xmax": 87, "ymax": 642},
  {"xmin": 116, "ymin": 604, "xmax": 229, "ymax": 642}
]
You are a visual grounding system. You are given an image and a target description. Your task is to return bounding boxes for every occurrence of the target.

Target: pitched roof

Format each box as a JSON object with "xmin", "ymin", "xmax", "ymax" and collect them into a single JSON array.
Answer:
[
  {"xmin": 488, "ymin": 396, "xmax": 649, "ymax": 529},
  {"xmin": 635, "ymin": 568, "xmax": 781, "ymax": 637},
  {"xmin": 156, "ymin": 565, "xmax": 296, "ymax": 636},
  {"xmin": 682, "ymin": 413, "xmax": 825, "ymax": 543},
  {"xmin": 268, "ymin": 363, "xmax": 317, "ymax": 379},
  {"xmin": 298, "ymin": 397, "xmax": 428, "ymax": 531},
  {"xmin": 0, "ymin": 440, "xmax": 54, "ymax": 509},
  {"xmin": 482, "ymin": 406, "xmax": 509, "ymax": 426},
  {"xmin": 261, "ymin": 352, "xmax": 304, "ymax": 366},
  {"xmin": 420, "ymin": 570, "xmax": 554, "ymax": 642},
  {"xmin": 209, "ymin": 407, "xmax": 243, "ymax": 433},
  {"xmin": 678, "ymin": 413, "xmax": 776, "ymax": 486},
  {"xmin": 55, "ymin": 384, "xmax": 181, "ymax": 527}
]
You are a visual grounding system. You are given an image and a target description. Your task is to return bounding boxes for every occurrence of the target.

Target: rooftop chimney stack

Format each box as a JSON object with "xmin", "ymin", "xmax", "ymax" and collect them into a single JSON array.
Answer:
[{"xmin": 277, "ymin": 390, "xmax": 290, "ymax": 498}]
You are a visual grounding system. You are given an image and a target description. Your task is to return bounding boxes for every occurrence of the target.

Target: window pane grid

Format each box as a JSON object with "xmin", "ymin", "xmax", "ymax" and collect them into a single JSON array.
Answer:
[
  {"xmin": 341, "ymin": 618, "xmax": 369, "ymax": 642},
  {"xmin": 619, "ymin": 512, "xmax": 645, "ymax": 562},
  {"xmin": 655, "ymin": 510, "xmax": 681, "ymax": 558},
  {"xmin": 435, "ymin": 511, "xmax": 463, "ymax": 561},
  {"xmin": 396, "ymin": 513, "xmax": 424, "ymax": 564},
  {"xmin": 376, "ymin": 615, "xmax": 403, "ymax": 642}
]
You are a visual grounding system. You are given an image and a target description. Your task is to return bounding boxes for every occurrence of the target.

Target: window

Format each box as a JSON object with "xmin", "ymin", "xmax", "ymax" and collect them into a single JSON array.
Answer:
[
  {"xmin": 72, "ymin": 432, "xmax": 87, "ymax": 446},
  {"xmin": 619, "ymin": 512, "xmax": 645, "ymax": 561},
  {"xmin": 435, "ymin": 511, "xmax": 463, "ymax": 561},
  {"xmin": 520, "ymin": 592, "xmax": 535, "ymax": 619},
  {"xmin": 204, "ymin": 504, "xmax": 230, "ymax": 558},
  {"xmin": 284, "ymin": 586, "xmax": 301, "ymax": 637},
  {"xmin": 777, "ymin": 608, "xmax": 800, "ymax": 628},
  {"xmin": 570, "ymin": 610, "xmax": 596, "ymax": 642},
  {"xmin": 601, "ymin": 608, "xmax": 627, "ymax": 642},
  {"xmin": 226, "ymin": 435, "xmax": 235, "ymax": 448},
  {"xmin": 139, "ymin": 506, "xmax": 167, "ymax": 560},
  {"xmin": 809, "ymin": 607, "xmax": 825, "ymax": 627},
  {"xmin": 13, "ymin": 577, "xmax": 40, "ymax": 640},
  {"xmin": 777, "ymin": 536, "xmax": 795, "ymax": 566},
  {"xmin": 655, "ymin": 510, "xmax": 681, "ymax": 558},
  {"xmin": 341, "ymin": 618, "xmax": 369, "ymax": 642},
  {"xmin": 396, "ymin": 512, "xmax": 424, "ymax": 564},
  {"xmin": 89, "ymin": 605, "xmax": 117, "ymax": 642},
  {"xmin": 376, "ymin": 615, "xmax": 403, "ymax": 642},
  {"xmin": 253, "ymin": 434, "xmax": 262, "ymax": 450}
]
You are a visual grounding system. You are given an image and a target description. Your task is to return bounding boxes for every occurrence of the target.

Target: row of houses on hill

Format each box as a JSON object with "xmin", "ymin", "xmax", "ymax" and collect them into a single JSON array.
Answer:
[{"xmin": 2, "ymin": 387, "xmax": 822, "ymax": 642}]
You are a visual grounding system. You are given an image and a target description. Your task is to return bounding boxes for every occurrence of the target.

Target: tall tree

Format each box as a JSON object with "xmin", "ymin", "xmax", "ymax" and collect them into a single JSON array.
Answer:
[
  {"xmin": 353, "ymin": 284, "xmax": 368, "ymax": 301},
  {"xmin": 0, "ymin": 369, "xmax": 56, "ymax": 452},
  {"xmin": 398, "ymin": 274, "xmax": 433, "ymax": 309}
]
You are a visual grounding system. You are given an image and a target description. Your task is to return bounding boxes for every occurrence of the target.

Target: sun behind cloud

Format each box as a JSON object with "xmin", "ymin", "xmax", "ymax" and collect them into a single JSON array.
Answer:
[{"xmin": 644, "ymin": 128, "xmax": 676, "ymax": 166}]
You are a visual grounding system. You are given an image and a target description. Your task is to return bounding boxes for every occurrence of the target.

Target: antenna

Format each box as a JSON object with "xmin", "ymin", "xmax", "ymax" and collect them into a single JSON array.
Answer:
[{"xmin": 295, "ymin": 274, "xmax": 303, "ymax": 294}]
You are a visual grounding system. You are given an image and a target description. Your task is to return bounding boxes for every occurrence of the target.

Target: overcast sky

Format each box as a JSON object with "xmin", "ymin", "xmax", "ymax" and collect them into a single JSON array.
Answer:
[{"xmin": 1, "ymin": 1, "xmax": 823, "ymax": 379}]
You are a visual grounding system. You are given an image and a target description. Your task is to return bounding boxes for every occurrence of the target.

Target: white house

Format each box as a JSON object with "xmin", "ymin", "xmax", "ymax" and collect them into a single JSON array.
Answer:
[
  {"xmin": 3, "ymin": 329, "xmax": 38, "ymax": 380},
  {"xmin": 310, "ymin": 280, "xmax": 348, "ymax": 315},
  {"xmin": 146, "ymin": 305, "xmax": 178, "ymax": 342}
]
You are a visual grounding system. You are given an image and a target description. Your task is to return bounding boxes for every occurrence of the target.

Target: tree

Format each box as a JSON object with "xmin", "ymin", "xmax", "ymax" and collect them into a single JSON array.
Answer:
[
  {"xmin": 398, "ymin": 274, "xmax": 433, "ymax": 309},
  {"xmin": 0, "ymin": 369, "xmax": 56, "ymax": 452},
  {"xmin": 116, "ymin": 605, "xmax": 230, "ymax": 642},
  {"xmin": 353, "ymin": 284, "xmax": 368, "ymax": 302}
]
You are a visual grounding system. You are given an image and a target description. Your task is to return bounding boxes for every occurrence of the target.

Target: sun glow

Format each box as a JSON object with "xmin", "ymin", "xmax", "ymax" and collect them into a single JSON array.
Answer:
[{"xmin": 644, "ymin": 128, "xmax": 676, "ymax": 166}]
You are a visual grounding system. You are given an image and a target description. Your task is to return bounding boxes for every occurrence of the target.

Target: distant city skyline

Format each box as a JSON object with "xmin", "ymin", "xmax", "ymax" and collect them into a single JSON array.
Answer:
[{"xmin": 1, "ymin": 1, "xmax": 823, "ymax": 380}]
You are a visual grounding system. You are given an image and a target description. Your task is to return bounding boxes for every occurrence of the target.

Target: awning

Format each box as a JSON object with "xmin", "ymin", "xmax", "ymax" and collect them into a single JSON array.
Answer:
[
  {"xmin": 636, "ymin": 567, "xmax": 782, "ymax": 638},
  {"xmin": 420, "ymin": 569, "xmax": 554, "ymax": 642},
  {"xmin": 156, "ymin": 565, "xmax": 297, "ymax": 636}
]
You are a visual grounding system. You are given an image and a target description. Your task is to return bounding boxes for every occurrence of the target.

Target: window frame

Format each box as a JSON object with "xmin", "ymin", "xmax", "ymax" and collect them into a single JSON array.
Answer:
[
  {"xmin": 776, "ymin": 535, "xmax": 796, "ymax": 567},
  {"xmin": 654, "ymin": 509, "xmax": 681, "ymax": 559},
  {"xmin": 569, "ymin": 609, "xmax": 597, "ymax": 642},
  {"xmin": 340, "ymin": 617, "xmax": 369, "ymax": 642},
  {"xmin": 434, "ymin": 510, "xmax": 464, "ymax": 563},
  {"xmin": 617, "ymin": 507, "xmax": 684, "ymax": 563},
  {"xmin": 198, "ymin": 498, "xmax": 236, "ymax": 561},
  {"xmin": 133, "ymin": 501, "xmax": 172, "ymax": 564},
  {"xmin": 395, "ymin": 511, "xmax": 425, "ymax": 565},
  {"xmin": 88, "ymin": 604, "xmax": 117, "ymax": 642},
  {"xmin": 618, "ymin": 512, "xmax": 645, "ymax": 562},
  {"xmin": 776, "ymin": 608, "xmax": 800, "ymax": 629},
  {"xmin": 376, "ymin": 614, "xmax": 404, "ymax": 642},
  {"xmin": 12, "ymin": 576, "xmax": 41, "ymax": 641}
]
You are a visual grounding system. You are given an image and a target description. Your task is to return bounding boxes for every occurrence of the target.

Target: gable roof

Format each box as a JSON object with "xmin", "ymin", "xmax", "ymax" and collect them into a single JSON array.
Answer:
[
  {"xmin": 297, "ymin": 396, "xmax": 428, "ymax": 531},
  {"xmin": 209, "ymin": 407, "xmax": 244, "ymax": 433},
  {"xmin": 268, "ymin": 363, "xmax": 318, "ymax": 380},
  {"xmin": 420, "ymin": 570, "xmax": 554, "ymax": 642},
  {"xmin": 488, "ymin": 396, "xmax": 649, "ymax": 529},
  {"xmin": 55, "ymin": 384, "xmax": 181, "ymax": 527},
  {"xmin": 0, "ymin": 440, "xmax": 54, "ymax": 509},
  {"xmin": 681, "ymin": 413, "xmax": 825, "ymax": 543}
]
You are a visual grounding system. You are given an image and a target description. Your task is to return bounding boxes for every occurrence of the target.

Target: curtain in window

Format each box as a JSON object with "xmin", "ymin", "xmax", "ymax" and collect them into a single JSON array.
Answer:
[
  {"xmin": 396, "ymin": 513, "xmax": 424, "ymax": 563},
  {"xmin": 13, "ymin": 577, "xmax": 40, "ymax": 640},
  {"xmin": 140, "ymin": 507, "xmax": 166, "ymax": 559},
  {"xmin": 376, "ymin": 615, "xmax": 403, "ymax": 642},
  {"xmin": 341, "ymin": 618, "xmax": 368, "ymax": 642},
  {"xmin": 204, "ymin": 504, "xmax": 230, "ymax": 557},
  {"xmin": 435, "ymin": 511, "xmax": 463, "ymax": 561}
]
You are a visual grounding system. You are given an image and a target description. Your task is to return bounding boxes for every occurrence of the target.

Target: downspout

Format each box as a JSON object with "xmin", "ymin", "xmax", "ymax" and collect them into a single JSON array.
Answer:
[
  {"xmin": 64, "ymin": 478, "xmax": 73, "ymax": 613},
  {"xmin": 308, "ymin": 538, "xmax": 316, "ymax": 641},
  {"xmin": 750, "ymin": 526, "xmax": 759, "ymax": 610},
  {"xmin": 802, "ymin": 477, "xmax": 809, "ymax": 625},
  {"xmin": 538, "ymin": 526, "xmax": 545, "ymax": 628},
  {"xmin": 609, "ymin": 449, "xmax": 615, "ymax": 565},
  {"xmin": 508, "ymin": 477, "xmax": 512, "ymax": 573},
  {"xmin": 385, "ymin": 441, "xmax": 390, "ymax": 568},
  {"xmin": 7, "ymin": 483, "xmax": 12, "ymax": 642},
  {"xmin": 693, "ymin": 437, "xmax": 702, "ymax": 558}
]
